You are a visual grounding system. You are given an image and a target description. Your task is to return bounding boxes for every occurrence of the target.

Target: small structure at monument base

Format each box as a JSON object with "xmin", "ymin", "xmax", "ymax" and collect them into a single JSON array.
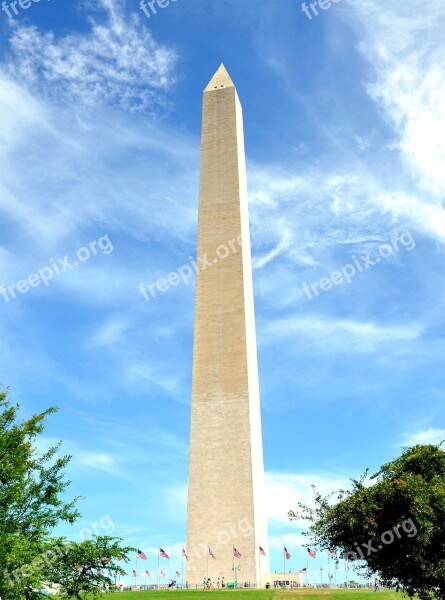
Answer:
[{"xmin": 261, "ymin": 573, "xmax": 304, "ymax": 589}]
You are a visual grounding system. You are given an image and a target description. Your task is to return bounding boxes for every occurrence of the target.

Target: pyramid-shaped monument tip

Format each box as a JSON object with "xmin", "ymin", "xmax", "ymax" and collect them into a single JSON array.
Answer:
[{"xmin": 204, "ymin": 64, "xmax": 235, "ymax": 91}]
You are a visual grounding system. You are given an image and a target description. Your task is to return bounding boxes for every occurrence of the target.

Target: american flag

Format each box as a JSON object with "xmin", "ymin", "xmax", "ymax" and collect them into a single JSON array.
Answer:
[
  {"xmin": 145, "ymin": 571, "xmax": 151, "ymax": 577},
  {"xmin": 132, "ymin": 570, "xmax": 137, "ymax": 577},
  {"xmin": 117, "ymin": 556, "xmax": 123, "ymax": 561},
  {"xmin": 159, "ymin": 548, "xmax": 170, "ymax": 559},
  {"xmin": 259, "ymin": 546, "xmax": 267, "ymax": 557},
  {"xmin": 137, "ymin": 549, "xmax": 147, "ymax": 560},
  {"xmin": 233, "ymin": 547, "xmax": 242, "ymax": 559},
  {"xmin": 101, "ymin": 557, "xmax": 109, "ymax": 563},
  {"xmin": 208, "ymin": 547, "xmax": 216, "ymax": 559},
  {"xmin": 328, "ymin": 549, "xmax": 336, "ymax": 556},
  {"xmin": 284, "ymin": 547, "xmax": 291, "ymax": 560},
  {"xmin": 160, "ymin": 570, "xmax": 167, "ymax": 578},
  {"xmin": 308, "ymin": 548, "xmax": 317, "ymax": 558},
  {"xmin": 182, "ymin": 548, "xmax": 189, "ymax": 561},
  {"xmin": 108, "ymin": 570, "xmax": 112, "ymax": 577},
  {"xmin": 299, "ymin": 568, "xmax": 307, "ymax": 573},
  {"xmin": 176, "ymin": 571, "xmax": 181, "ymax": 577}
]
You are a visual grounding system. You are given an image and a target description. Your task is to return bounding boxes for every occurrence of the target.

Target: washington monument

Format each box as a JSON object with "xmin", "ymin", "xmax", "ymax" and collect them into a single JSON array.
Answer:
[{"xmin": 186, "ymin": 65, "xmax": 269, "ymax": 585}]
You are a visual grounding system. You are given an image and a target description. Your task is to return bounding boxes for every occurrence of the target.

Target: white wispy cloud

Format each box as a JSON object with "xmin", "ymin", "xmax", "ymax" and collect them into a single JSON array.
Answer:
[
  {"xmin": 248, "ymin": 2, "xmax": 445, "ymax": 280},
  {"xmin": 349, "ymin": 1, "xmax": 445, "ymax": 196},
  {"xmin": 74, "ymin": 415, "xmax": 189, "ymax": 468},
  {"xmin": 262, "ymin": 317, "xmax": 421, "ymax": 354},
  {"xmin": 265, "ymin": 471, "xmax": 352, "ymax": 527},
  {"xmin": 252, "ymin": 228, "xmax": 293, "ymax": 270},
  {"xmin": 0, "ymin": 71, "xmax": 46, "ymax": 144},
  {"xmin": 34, "ymin": 436, "xmax": 123, "ymax": 476},
  {"xmin": 7, "ymin": 0, "xmax": 177, "ymax": 111},
  {"xmin": 248, "ymin": 166, "xmax": 445, "ymax": 275},
  {"xmin": 79, "ymin": 451, "xmax": 120, "ymax": 474},
  {"xmin": 90, "ymin": 318, "xmax": 130, "ymax": 347},
  {"xmin": 125, "ymin": 361, "xmax": 183, "ymax": 396},
  {"xmin": 246, "ymin": 163, "xmax": 443, "ymax": 320},
  {"xmin": 0, "ymin": 73, "xmax": 198, "ymax": 307},
  {"xmin": 398, "ymin": 428, "xmax": 445, "ymax": 447}
]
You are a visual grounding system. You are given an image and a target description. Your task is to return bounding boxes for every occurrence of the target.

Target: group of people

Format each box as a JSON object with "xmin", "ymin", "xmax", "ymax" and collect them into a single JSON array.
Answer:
[{"xmin": 202, "ymin": 577, "xmax": 225, "ymax": 590}]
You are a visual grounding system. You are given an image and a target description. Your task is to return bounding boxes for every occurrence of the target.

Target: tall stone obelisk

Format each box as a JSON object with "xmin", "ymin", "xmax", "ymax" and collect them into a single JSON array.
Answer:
[{"xmin": 186, "ymin": 64, "xmax": 269, "ymax": 585}]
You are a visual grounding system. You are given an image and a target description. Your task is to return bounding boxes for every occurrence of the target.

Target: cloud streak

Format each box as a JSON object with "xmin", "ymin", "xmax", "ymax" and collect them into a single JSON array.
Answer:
[
  {"xmin": 262, "ymin": 317, "xmax": 421, "ymax": 354},
  {"xmin": 350, "ymin": 0, "xmax": 445, "ymax": 196},
  {"xmin": 398, "ymin": 428, "xmax": 445, "ymax": 447},
  {"xmin": 7, "ymin": 0, "xmax": 177, "ymax": 112}
]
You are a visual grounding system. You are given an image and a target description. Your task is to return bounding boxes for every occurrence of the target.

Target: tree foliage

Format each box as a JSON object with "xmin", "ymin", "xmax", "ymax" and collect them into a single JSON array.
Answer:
[
  {"xmin": 43, "ymin": 536, "xmax": 135, "ymax": 600},
  {"xmin": 289, "ymin": 444, "xmax": 445, "ymax": 600},
  {"xmin": 0, "ymin": 388, "xmax": 141, "ymax": 600},
  {"xmin": 0, "ymin": 388, "xmax": 80, "ymax": 600}
]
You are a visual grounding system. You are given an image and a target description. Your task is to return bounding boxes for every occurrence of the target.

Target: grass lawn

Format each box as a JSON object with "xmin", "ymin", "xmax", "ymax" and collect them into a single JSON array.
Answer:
[{"xmin": 114, "ymin": 590, "xmax": 404, "ymax": 600}]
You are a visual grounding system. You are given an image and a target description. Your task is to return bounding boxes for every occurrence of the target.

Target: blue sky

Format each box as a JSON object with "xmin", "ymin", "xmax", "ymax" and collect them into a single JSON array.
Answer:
[{"xmin": 0, "ymin": 0, "xmax": 444, "ymax": 583}]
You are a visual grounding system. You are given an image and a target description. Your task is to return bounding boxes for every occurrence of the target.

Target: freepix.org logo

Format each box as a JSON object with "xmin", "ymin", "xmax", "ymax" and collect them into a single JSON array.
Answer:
[
  {"xmin": 0, "ymin": 235, "xmax": 113, "ymax": 303},
  {"xmin": 343, "ymin": 518, "xmax": 418, "ymax": 561},
  {"xmin": 302, "ymin": 231, "xmax": 415, "ymax": 301},
  {"xmin": 139, "ymin": 0, "xmax": 178, "ymax": 20},
  {"xmin": 1, "ymin": 0, "xmax": 41, "ymax": 20},
  {"xmin": 300, "ymin": 0, "xmax": 351, "ymax": 21},
  {"xmin": 139, "ymin": 234, "xmax": 242, "ymax": 303}
]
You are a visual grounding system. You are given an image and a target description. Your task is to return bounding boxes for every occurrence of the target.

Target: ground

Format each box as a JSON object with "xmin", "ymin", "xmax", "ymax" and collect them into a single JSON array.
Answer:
[{"xmin": 115, "ymin": 590, "xmax": 404, "ymax": 600}]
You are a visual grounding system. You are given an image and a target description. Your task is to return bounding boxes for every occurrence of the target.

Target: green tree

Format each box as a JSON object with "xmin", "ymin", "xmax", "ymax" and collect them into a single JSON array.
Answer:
[
  {"xmin": 42, "ymin": 536, "xmax": 135, "ymax": 600},
  {"xmin": 289, "ymin": 444, "xmax": 445, "ymax": 600},
  {"xmin": 0, "ymin": 388, "xmax": 81, "ymax": 600}
]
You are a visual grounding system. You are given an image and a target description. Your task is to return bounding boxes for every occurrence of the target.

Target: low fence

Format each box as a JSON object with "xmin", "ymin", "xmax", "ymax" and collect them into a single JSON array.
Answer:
[
  {"xmin": 120, "ymin": 583, "xmax": 258, "ymax": 591},
  {"xmin": 119, "ymin": 582, "xmax": 380, "ymax": 591}
]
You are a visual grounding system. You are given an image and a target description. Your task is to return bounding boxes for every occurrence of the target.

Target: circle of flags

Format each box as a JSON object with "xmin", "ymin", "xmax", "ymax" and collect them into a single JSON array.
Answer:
[{"xmin": 114, "ymin": 544, "xmax": 348, "ymax": 588}]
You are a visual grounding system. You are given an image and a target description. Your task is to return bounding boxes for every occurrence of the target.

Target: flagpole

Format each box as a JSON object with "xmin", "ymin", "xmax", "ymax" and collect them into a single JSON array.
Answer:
[
  {"xmin": 328, "ymin": 552, "xmax": 330, "ymax": 587},
  {"xmin": 157, "ymin": 552, "xmax": 160, "ymax": 590},
  {"xmin": 306, "ymin": 553, "xmax": 309, "ymax": 587},
  {"xmin": 283, "ymin": 547, "xmax": 285, "ymax": 580},
  {"xmin": 136, "ymin": 556, "xmax": 138, "ymax": 587},
  {"xmin": 182, "ymin": 552, "xmax": 184, "ymax": 589},
  {"xmin": 258, "ymin": 550, "xmax": 261, "ymax": 590},
  {"xmin": 232, "ymin": 541, "xmax": 235, "ymax": 588}
]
